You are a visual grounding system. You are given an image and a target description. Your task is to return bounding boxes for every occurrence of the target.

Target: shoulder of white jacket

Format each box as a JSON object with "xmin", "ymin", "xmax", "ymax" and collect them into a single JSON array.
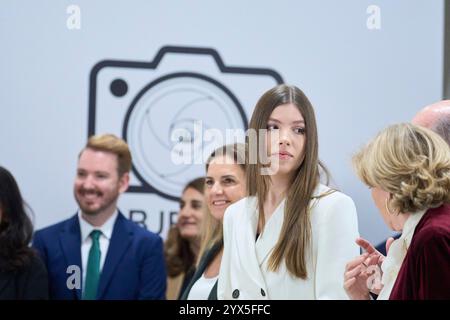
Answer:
[
  {"xmin": 223, "ymin": 196, "xmax": 253, "ymax": 223},
  {"xmin": 310, "ymin": 187, "xmax": 357, "ymax": 224},
  {"xmin": 313, "ymin": 183, "xmax": 355, "ymax": 205},
  {"xmin": 231, "ymin": 196, "xmax": 257, "ymax": 211}
]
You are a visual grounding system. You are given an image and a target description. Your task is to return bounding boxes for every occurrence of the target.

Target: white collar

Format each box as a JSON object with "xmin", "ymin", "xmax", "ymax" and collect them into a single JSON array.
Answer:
[
  {"xmin": 399, "ymin": 209, "xmax": 427, "ymax": 249},
  {"xmin": 378, "ymin": 209, "xmax": 427, "ymax": 299},
  {"xmin": 78, "ymin": 210, "xmax": 119, "ymax": 242}
]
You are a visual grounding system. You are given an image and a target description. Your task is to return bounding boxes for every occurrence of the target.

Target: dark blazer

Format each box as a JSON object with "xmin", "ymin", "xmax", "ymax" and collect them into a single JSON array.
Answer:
[
  {"xmin": 0, "ymin": 253, "xmax": 49, "ymax": 300},
  {"xmin": 180, "ymin": 241, "xmax": 222, "ymax": 300},
  {"xmin": 32, "ymin": 212, "xmax": 166, "ymax": 300},
  {"xmin": 390, "ymin": 204, "xmax": 450, "ymax": 300},
  {"xmin": 375, "ymin": 233, "xmax": 401, "ymax": 256}
]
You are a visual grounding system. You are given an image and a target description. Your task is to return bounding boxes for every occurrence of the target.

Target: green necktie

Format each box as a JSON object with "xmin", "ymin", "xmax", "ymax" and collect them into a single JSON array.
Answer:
[{"xmin": 83, "ymin": 230, "xmax": 102, "ymax": 300}]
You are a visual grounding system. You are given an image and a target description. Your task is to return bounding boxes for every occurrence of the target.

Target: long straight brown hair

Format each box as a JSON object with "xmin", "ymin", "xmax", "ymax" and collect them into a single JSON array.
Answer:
[{"xmin": 247, "ymin": 84, "xmax": 325, "ymax": 279}]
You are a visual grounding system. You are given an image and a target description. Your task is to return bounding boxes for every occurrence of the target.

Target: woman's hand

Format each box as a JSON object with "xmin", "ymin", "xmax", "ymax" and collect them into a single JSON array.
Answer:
[
  {"xmin": 344, "ymin": 237, "xmax": 395, "ymax": 299},
  {"xmin": 354, "ymin": 237, "xmax": 395, "ymax": 295},
  {"xmin": 344, "ymin": 253, "xmax": 372, "ymax": 300},
  {"xmin": 356, "ymin": 237, "xmax": 394, "ymax": 266}
]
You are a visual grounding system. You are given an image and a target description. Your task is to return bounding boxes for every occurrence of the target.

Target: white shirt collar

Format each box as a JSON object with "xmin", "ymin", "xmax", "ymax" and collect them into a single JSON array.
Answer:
[
  {"xmin": 399, "ymin": 209, "xmax": 427, "ymax": 249},
  {"xmin": 378, "ymin": 209, "xmax": 427, "ymax": 299},
  {"xmin": 78, "ymin": 210, "xmax": 119, "ymax": 242}
]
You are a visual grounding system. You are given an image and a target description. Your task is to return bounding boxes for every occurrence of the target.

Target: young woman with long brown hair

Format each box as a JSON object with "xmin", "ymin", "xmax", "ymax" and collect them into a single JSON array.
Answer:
[{"xmin": 218, "ymin": 84, "xmax": 359, "ymax": 299}]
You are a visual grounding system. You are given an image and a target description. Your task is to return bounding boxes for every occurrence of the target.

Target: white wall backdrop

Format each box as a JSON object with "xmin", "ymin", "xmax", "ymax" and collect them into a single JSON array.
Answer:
[{"xmin": 0, "ymin": 0, "xmax": 444, "ymax": 245}]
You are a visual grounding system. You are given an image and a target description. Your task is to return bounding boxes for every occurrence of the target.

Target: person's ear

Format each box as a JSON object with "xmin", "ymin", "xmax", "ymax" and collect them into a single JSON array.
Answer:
[{"xmin": 118, "ymin": 172, "xmax": 130, "ymax": 194}]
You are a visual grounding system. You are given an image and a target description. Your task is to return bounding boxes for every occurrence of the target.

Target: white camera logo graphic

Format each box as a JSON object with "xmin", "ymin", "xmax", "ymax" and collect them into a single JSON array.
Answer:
[{"xmin": 88, "ymin": 46, "xmax": 283, "ymax": 200}]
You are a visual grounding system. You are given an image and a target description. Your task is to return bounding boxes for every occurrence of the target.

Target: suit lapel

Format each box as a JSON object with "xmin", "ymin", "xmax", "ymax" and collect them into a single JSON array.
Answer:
[
  {"xmin": 97, "ymin": 213, "xmax": 133, "ymax": 299},
  {"xmin": 255, "ymin": 199, "xmax": 285, "ymax": 268},
  {"xmin": 198, "ymin": 242, "xmax": 222, "ymax": 277},
  {"xmin": 254, "ymin": 184, "xmax": 331, "ymax": 268},
  {"xmin": 59, "ymin": 214, "xmax": 82, "ymax": 300},
  {"xmin": 235, "ymin": 198, "xmax": 267, "ymax": 289}
]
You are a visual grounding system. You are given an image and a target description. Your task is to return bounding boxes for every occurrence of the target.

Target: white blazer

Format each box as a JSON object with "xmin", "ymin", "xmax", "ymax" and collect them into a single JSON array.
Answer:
[{"xmin": 218, "ymin": 184, "xmax": 359, "ymax": 300}]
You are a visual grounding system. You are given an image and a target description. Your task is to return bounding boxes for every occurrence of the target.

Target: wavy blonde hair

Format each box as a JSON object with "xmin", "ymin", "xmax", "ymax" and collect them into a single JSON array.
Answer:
[{"xmin": 353, "ymin": 123, "xmax": 450, "ymax": 213}]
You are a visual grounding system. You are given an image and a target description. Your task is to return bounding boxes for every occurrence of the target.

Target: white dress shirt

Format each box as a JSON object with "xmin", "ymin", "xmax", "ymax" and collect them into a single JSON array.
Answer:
[
  {"xmin": 78, "ymin": 210, "xmax": 118, "ymax": 293},
  {"xmin": 377, "ymin": 209, "xmax": 426, "ymax": 300}
]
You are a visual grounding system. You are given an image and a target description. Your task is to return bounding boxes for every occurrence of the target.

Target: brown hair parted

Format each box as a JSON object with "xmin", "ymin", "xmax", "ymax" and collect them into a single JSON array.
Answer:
[
  {"xmin": 353, "ymin": 123, "xmax": 450, "ymax": 213},
  {"xmin": 247, "ymin": 84, "xmax": 328, "ymax": 279},
  {"xmin": 82, "ymin": 134, "xmax": 132, "ymax": 177},
  {"xmin": 182, "ymin": 177, "xmax": 205, "ymax": 195},
  {"xmin": 205, "ymin": 143, "xmax": 246, "ymax": 173}
]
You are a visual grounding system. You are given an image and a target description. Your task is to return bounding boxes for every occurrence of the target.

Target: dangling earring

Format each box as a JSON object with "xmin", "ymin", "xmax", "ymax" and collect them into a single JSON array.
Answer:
[
  {"xmin": 384, "ymin": 194, "xmax": 400, "ymax": 215},
  {"xmin": 385, "ymin": 197, "xmax": 394, "ymax": 215}
]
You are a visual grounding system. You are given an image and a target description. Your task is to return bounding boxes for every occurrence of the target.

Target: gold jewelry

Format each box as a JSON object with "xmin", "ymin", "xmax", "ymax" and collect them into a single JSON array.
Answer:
[{"xmin": 385, "ymin": 197, "xmax": 394, "ymax": 215}]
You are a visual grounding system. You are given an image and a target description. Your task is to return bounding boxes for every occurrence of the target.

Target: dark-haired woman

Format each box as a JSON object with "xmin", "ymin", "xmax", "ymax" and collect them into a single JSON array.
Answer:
[{"xmin": 0, "ymin": 166, "xmax": 48, "ymax": 299}]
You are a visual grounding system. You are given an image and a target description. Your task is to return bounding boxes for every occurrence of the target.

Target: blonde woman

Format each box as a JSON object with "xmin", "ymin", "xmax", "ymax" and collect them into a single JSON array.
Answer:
[
  {"xmin": 218, "ymin": 84, "xmax": 359, "ymax": 300},
  {"xmin": 181, "ymin": 143, "xmax": 246, "ymax": 300},
  {"xmin": 344, "ymin": 123, "xmax": 450, "ymax": 300}
]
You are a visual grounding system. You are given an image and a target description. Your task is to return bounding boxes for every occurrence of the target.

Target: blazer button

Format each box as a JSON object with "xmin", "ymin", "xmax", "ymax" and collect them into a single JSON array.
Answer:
[
  {"xmin": 261, "ymin": 288, "xmax": 266, "ymax": 297},
  {"xmin": 232, "ymin": 289, "xmax": 240, "ymax": 299}
]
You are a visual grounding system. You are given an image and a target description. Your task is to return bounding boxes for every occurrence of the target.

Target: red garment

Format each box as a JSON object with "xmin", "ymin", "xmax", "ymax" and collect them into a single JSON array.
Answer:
[{"xmin": 390, "ymin": 204, "xmax": 450, "ymax": 300}]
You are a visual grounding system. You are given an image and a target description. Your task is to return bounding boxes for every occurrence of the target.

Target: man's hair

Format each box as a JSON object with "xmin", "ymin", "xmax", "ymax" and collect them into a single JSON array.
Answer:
[
  {"xmin": 430, "ymin": 113, "xmax": 450, "ymax": 146},
  {"xmin": 82, "ymin": 134, "xmax": 132, "ymax": 176}
]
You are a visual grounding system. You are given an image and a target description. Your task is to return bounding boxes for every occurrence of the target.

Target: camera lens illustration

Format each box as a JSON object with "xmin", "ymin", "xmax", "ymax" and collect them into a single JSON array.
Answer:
[
  {"xmin": 88, "ymin": 46, "xmax": 283, "ymax": 201},
  {"xmin": 124, "ymin": 73, "xmax": 246, "ymax": 200}
]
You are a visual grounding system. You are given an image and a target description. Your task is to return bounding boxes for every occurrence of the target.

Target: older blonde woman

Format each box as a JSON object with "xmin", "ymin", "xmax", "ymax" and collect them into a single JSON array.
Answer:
[{"xmin": 344, "ymin": 123, "xmax": 450, "ymax": 300}]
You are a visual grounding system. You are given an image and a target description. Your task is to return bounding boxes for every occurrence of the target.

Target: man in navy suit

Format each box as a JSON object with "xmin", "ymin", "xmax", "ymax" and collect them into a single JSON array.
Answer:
[{"xmin": 33, "ymin": 134, "xmax": 166, "ymax": 300}]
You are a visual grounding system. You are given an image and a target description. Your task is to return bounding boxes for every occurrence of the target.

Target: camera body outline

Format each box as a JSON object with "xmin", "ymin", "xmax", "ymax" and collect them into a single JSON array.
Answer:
[{"xmin": 88, "ymin": 45, "xmax": 283, "ymax": 201}]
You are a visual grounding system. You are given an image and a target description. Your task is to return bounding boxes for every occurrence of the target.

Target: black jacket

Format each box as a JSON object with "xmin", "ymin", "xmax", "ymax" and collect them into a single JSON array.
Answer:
[
  {"xmin": 180, "ymin": 241, "xmax": 222, "ymax": 300},
  {"xmin": 0, "ymin": 254, "xmax": 49, "ymax": 300}
]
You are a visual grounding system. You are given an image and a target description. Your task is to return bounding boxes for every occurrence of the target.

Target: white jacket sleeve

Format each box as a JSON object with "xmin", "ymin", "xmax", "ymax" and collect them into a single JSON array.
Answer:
[
  {"xmin": 217, "ymin": 203, "xmax": 233, "ymax": 300},
  {"xmin": 315, "ymin": 193, "xmax": 360, "ymax": 299}
]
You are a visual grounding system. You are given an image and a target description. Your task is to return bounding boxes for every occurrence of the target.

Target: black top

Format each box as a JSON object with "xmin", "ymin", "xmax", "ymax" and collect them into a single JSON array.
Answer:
[
  {"xmin": 180, "ymin": 241, "xmax": 223, "ymax": 300},
  {"xmin": 0, "ymin": 253, "xmax": 49, "ymax": 300},
  {"xmin": 177, "ymin": 267, "xmax": 196, "ymax": 299}
]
